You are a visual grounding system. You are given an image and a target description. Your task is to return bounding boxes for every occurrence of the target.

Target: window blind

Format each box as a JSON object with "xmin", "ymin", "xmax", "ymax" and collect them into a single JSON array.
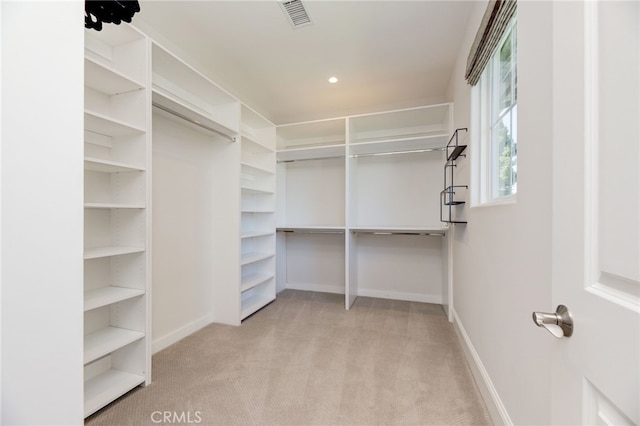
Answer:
[{"xmin": 465, "ymin": 0, "xmax": 517, "ymax": 86}]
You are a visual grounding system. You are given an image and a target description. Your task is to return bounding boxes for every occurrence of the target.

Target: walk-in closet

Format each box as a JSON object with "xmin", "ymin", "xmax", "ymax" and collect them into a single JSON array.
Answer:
[{"xmin": 6, "ymin": 1, "xmax": 637, "ymax": 425}]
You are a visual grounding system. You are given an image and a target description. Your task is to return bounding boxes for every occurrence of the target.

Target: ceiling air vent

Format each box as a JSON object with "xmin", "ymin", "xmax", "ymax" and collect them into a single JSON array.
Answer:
[{"xmin": 279, "ymin": 0, "xmax": 312, "ymax": 28}]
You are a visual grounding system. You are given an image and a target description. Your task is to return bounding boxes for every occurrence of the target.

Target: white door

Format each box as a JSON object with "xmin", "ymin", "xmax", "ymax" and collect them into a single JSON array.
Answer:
[{"xmin": 548, "ymin": 1, "xmax": 639, "ymax": 424}]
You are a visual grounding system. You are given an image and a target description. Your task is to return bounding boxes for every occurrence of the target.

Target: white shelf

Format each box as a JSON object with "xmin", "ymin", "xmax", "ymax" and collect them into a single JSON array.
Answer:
[
  {"xmin": 241, "ymin": 162, "xmax": 274, "ymax": 175},
  {"xmin": 84, "ymin": 369, "xmax": 145, "ymax": 417},
  {"xmin": 241, "ymin": 231, "xmax": 274, "ymax": 239},
  {"xmin": 84, "ymin": 202, "xmax": 146, "ymax": 209},
  {"xmin": 152, "ymin": 87, "xmax": 237, "ymax": 139},
  {"xmin": 84, "ymin": 246, "xmax": 145, "ymax": 260},
  {"xmin": 84, "ymin": 157, "xmax": 145, "ymax": 173},
  {"xmin": 276, "ymin": 118, "xmax": 346, "ymax": 151},
  {"xmin": 242, "ymin": 134, "xmax": 273, "ymax": 152},
  {"xmin": 241, "ymin": 292, "xmax": 275, "ymax": 320},
  {"xmin": 84, "ymin": 110, "xmax": 146, "ymax": 137},
  {"xmin": 277, "ymin": 144, "xmax": 345, "ymax": 162},
  {"xmin": 84, "ymin": 327, "xmax": 145, "ymax": 364},
  {"xmin": 84, "ymin": 286, "xmax": 145, "ymax": 311},
  {"xmin": 242, "ymin": 209, "xmax": 274, "ymax": 213},
  {"xmin": 241, "ymin": 252, "xmax": 274, "ymax": 266},
  {"xmin": 84, "ymin": 57, "xmax": 144, "ymax": 95},
  {"xmin": 241, "ymin": 273, "xmax": 274, "ymax": 292},
  {"xmin": 241, "ymin": 186, "xmax": 274, "ymax": 195},
  {"xmin": 349, "ymin": 134, "xmax": 449, "ymax": 156},
  {"xmin": 349, "ymin": 104, "xmax": 451, "ymax": 144}
]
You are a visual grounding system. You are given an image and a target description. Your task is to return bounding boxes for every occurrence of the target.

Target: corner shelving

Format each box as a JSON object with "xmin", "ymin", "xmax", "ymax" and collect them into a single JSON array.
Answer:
[
  {"xmin": 84, "ymin": 23, "xmax": 150, "ymax": 418},
  {"xmin": 275, "ymin": 105, "xmax": 454, "ymax": 307},
  {"xmin": 440, "ymin": 128, "xmax": 468, "ymax": 224}
]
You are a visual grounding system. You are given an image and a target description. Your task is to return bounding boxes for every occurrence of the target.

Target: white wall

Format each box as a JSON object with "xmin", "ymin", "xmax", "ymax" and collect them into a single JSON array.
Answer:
[
  {"xmin": 1, "ymin": 1, "xmax": 84, "ymax": 424},
  {"xmin": 447, "ymin": 2, "xmax": 554, "ymax": 424}
]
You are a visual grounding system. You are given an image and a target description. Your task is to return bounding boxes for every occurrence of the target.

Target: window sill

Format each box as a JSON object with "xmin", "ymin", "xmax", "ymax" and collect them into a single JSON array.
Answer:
[{"xmin": 471, "ymin": 193, "xmax": 517, "ymax": 208}]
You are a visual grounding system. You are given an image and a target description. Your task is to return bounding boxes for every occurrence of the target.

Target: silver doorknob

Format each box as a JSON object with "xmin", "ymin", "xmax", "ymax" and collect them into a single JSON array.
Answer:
[{"xmin": 532, "ymin": 305, "xmax": 573, "ymax": 338}]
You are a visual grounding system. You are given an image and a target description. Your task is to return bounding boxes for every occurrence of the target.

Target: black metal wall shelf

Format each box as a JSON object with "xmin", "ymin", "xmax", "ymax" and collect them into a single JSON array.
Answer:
[{"xmin": 440, "ymin": 128, "xmax": 468, "ymax": 224}]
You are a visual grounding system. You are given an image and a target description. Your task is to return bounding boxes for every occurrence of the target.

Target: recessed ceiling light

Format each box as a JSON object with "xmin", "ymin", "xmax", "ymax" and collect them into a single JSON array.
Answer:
[{"xmin": 328, "ymin": 76, "xmax": 338, "ymax": 84}]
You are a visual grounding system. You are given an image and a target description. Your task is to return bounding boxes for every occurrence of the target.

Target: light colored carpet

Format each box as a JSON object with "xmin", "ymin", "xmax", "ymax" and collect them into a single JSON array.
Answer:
[{"xmin": 86, "ymin": 290, "xmax": 492, "ymax": 425}]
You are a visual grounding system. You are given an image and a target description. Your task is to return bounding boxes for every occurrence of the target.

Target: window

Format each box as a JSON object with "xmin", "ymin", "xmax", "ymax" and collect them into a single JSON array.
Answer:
[{"xmin": 475, "ymin": 19, "xmax": 517, "ymax": 203}]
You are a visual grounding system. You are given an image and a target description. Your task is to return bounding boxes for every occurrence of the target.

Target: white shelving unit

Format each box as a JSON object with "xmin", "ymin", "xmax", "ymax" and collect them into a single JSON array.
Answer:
[
  {"xmin": 83, "ymin": 23, "xmax": 151, "ymax": 418},
  {"xmin": 238, "ymin": 106, "xmax": 276, "ymax": 321},
  {"xmin": 276, "ymin": 104, "xmax": 452, "ymax": 308},
  {"xmin": 276, "ymin": 118, "xmax": 347, "ymax": 295},
  {"xmin": 151, "ymin": 42, "xmax": 239, "ymax": 140},
  {"xmin": 347, "ymin": 105, "xmax": 450, "ymax": 307}
]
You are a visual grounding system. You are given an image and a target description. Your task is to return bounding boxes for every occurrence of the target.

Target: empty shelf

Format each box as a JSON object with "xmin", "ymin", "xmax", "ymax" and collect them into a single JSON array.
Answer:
[
  {"xmin": 447, "ymin": 144, "xmax": 467, "ymax": 161},
  {"xmin": 241, "ymin": 252, "xmax": 274, "ymax": 266},
  {"xmin": 241, "ymin": 293, "xmax": 275, "ymax": 320},
  {"xmin": 241, "ymin": 273, "xmax": 274, "ymax": 292},
  {"xmin": 84, "ymin": 110, "xmax": 146, "ymax": 137},
  {"xmin": 84, "ymin": 369, "xmax": 145, "ymax": 417},
  {"xmin": 241, "ymin": 186, "xmax": 274, "ymax": 194},
  {"xmin": 84, "ymin": 57, "xmax": 144, "ymax": 95},
  {"xmin": 241, "ymin": 231, "xmax": 274, "ymax": 239},
  {"xmin": 84, "ymin": 246, "xmax": 145, "ymax": 260},
  {"xmin": 84, "ymin": 286, "xmax": 145, "ymax": 311},
  {"xmin": 84, "ymin": 327, "xmax": 145, "ymax": 364},
  {"xmin": 277, "ymin": 144, "xmax": 345, "ymax": 162},
  {"xmin": 84, "ymin": 157, "xmax": 145, "ymax": 173},
  {"xmin": 84, "ymin": 203, "xmax": 146, "ymax": 209}
]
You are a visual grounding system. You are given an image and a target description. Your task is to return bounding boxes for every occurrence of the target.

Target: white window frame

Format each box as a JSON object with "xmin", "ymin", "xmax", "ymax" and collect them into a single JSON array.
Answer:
[{"xmin": 472, "ymin": 18, "xmax": 518, "ymax": 207}]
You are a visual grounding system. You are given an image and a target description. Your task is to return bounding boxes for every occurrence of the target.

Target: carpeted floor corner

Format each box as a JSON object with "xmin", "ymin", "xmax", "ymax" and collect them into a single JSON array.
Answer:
[{"xmin": 86, "ymin": 290, "xmax": 492, "ymax": 426}]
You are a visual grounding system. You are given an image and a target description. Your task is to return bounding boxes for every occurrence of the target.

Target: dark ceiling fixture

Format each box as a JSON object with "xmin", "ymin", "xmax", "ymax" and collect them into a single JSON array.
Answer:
[{"xmin": 85, "ymin": 1, "xmax": 141, "ymax": 31}]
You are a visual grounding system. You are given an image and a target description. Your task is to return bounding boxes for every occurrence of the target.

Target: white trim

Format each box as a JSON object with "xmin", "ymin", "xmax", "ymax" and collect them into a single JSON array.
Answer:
[
  {"xmin": 152, "ymin": 313, "xmax": 214, "ymax": 354},
  {"xmin": 471, "ymin": 193, "xmax": 517, "ymax": 208},
  {"xmin": 583, "ymin": 0, "xmax": 600, "ymax": 296},
  {"xmin": 452, "ymin": 308, "xmax": 513, "ymax": 426},
  {"xmin": 285, "ymin": 282, "xmax": 345, "ymax": 295},
  {"xmin": 357, "ymin": 288, "xmax": 442, "ymax": 304}
]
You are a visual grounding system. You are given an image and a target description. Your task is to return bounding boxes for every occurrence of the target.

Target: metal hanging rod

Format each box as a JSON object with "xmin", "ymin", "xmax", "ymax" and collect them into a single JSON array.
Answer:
[
  {"xmin": 351, "ymin": 230, "xmax": 445, "ymax": 236},
  {"xmin": 277, "ymin": 229, "xmax": 345, "ymax": 234},
  {"xmin": 152, "ymin": 102, "xmax": 237, "ymax": 142},
  {"xmin": 350, "ymin": 147, "xmax": 445, "ymax": 158},
  {"xmin": 277, "ymin": 155, "xmax": 345, "ymax": 163}
]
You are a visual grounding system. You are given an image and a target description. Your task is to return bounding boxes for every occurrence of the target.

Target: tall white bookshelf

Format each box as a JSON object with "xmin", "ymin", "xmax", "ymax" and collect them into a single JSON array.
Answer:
[
  {"xmin": 240, "ymin": 106, "xmax": 277, "ymax": 320},
  {"xmin": 276, "ymin": 104, "xmax": 452, "ymax": 308},
  {"xmin": 83, "ymin": 24, "xmax": 151, "ymax": 417}
]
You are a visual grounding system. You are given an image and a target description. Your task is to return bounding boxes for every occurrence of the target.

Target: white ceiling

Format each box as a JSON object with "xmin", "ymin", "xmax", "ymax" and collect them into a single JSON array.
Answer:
[{"xmin": 137, "ymin": 1, "xmax": 475, "ymax": 125}]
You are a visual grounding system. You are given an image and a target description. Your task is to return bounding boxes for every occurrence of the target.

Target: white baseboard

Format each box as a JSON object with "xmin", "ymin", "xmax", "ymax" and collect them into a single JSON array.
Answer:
[
  {"xmin": 357, "ymin": 288, "xmax": 442, "ymax": 304},
  {"xmin": 152, "ymin": 313, "xmax": 214, "ymax": 354},
  {"xmin": 452, "ymin": 307, "xmax": 513, "ymax": 426},
  {"xmin": 285, "ymin": 282, "xmax": 345, "ymax": 294},
  {"xmin": 284, "ymin": 283, "xmax": 442, "ymax": 304}
]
